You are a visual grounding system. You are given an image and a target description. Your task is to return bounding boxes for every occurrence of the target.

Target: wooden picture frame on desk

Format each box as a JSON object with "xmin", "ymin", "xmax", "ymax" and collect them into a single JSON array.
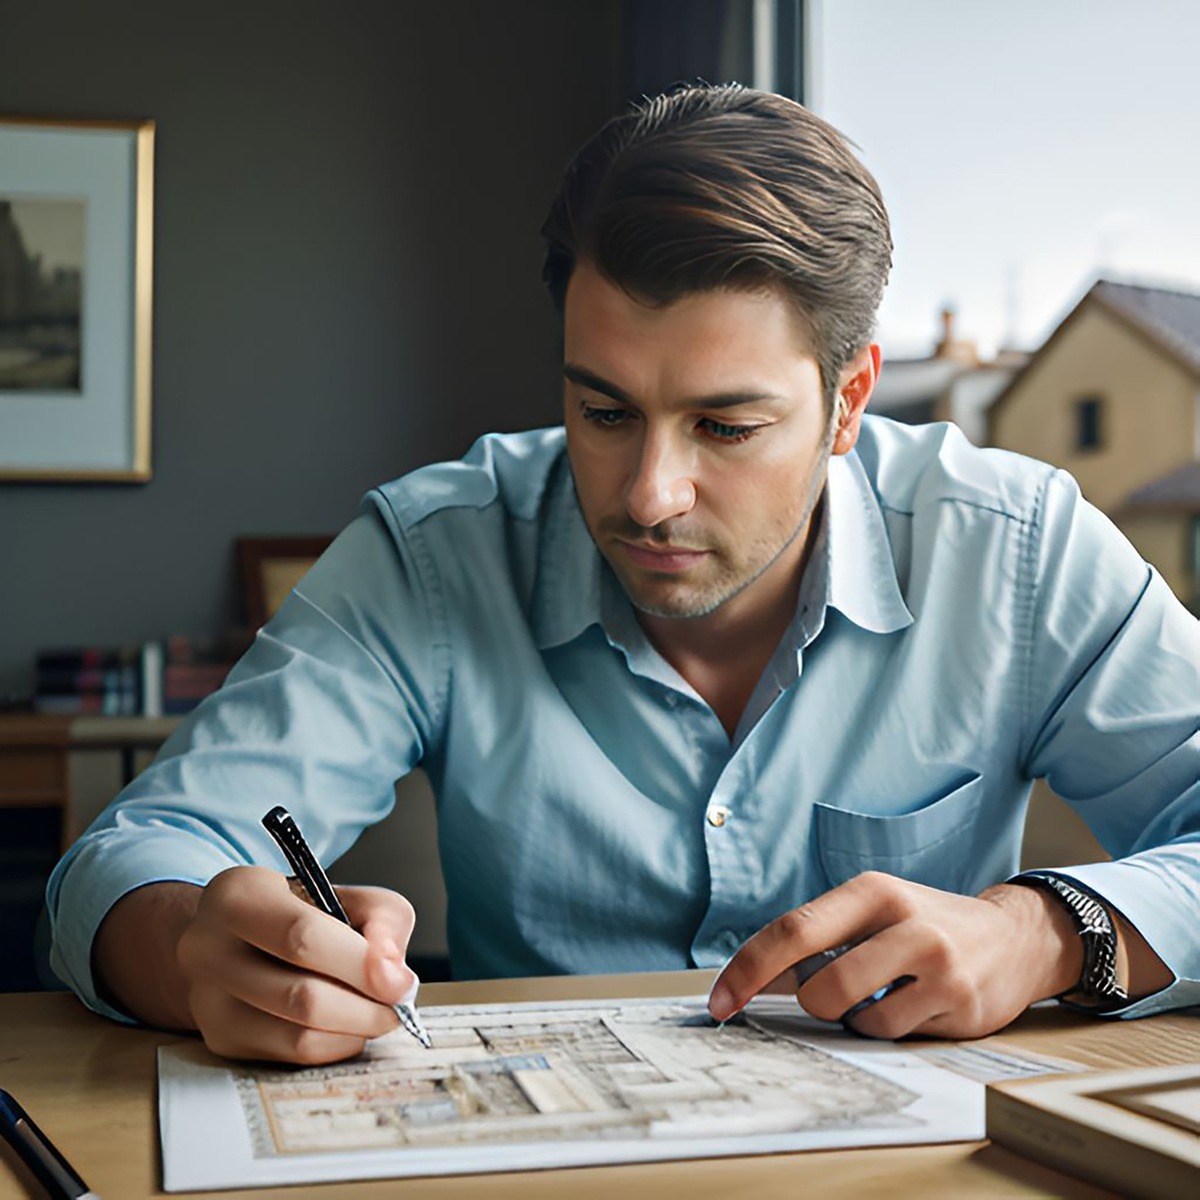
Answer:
[{"xmin": 237, "ymin": 535, "xmax": 333, "ymax": 631}]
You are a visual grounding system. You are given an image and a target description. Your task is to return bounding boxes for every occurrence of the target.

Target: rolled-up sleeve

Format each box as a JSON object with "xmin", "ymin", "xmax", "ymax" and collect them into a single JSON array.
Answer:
[
  {"xmin": 1021, "ymin": 469, "xmax": 1200, "ymax": 1016},
  {"xmin": 47, "ymin": 498, "xmax": 451, "ymax": 1020}
]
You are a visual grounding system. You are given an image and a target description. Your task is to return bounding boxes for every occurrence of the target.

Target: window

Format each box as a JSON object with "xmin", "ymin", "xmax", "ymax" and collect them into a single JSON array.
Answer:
[
  {"xmin": 811, "ymin": 2, "xmax": 1200, "ymax": 360},
  {"xmin": 1190, "ymin": 516, "xmax": 1200, "ymax": 615},
  {"xmin": 1075, "ymin": 396, "xmax": 1104, "ymax": 452}
]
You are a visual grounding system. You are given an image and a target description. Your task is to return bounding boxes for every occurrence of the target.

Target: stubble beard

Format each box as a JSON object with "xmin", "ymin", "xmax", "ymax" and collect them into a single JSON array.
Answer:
[{"xmin": 617, "ymin": 417, "xmax": 838, "ymax": 621}]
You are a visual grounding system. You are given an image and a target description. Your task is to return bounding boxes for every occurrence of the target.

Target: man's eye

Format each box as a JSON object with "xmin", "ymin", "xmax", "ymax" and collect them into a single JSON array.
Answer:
[
  {"xmin": 700, "ymin": 417, "xmax": 760, "ymax": 443},
  {"xmin": 582, "ymin": 405, "xmax": 630, "ymax": 428}
]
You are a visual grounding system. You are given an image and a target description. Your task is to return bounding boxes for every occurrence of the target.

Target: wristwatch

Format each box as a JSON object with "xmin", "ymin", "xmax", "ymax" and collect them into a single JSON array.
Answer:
[{"xmin": 1010, "ymin": 872, "xmax": 1129, "ymax": 1008}]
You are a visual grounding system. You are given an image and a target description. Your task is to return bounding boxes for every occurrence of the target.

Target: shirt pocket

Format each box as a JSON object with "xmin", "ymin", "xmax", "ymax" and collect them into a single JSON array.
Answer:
[{"xmin": 813, "ymin": 774, "xmax": 985, "ymax": 894}]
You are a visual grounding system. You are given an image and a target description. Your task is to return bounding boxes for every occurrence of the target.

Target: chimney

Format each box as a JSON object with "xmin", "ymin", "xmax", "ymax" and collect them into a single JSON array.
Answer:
[{"xmin": 934, "ymin": 304, "xmax": 979, "ymax": 366}]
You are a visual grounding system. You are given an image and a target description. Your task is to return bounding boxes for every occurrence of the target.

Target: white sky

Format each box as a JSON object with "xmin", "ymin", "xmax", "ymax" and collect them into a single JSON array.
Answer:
[{"xmin": 811, "ymin": 0, "xmax": 1200, "ymax": 359}]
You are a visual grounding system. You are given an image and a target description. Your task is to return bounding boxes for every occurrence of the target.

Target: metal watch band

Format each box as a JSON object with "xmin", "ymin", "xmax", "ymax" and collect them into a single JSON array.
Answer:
[{"xmin": 1010, "ymin": 872, "xmax": 1129, "ymax": 1006}]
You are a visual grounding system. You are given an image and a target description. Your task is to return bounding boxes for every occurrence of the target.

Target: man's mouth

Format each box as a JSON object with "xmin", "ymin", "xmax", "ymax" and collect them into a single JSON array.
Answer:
[{"xmin": 618, "ymin": 540, "xmax": 710, "ymax": 573}]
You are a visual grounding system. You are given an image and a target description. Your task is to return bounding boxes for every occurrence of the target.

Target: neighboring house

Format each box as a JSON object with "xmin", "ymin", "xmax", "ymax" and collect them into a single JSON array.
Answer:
[
  {"xmin": 1121, "ymin": 462, "xmax": 1200, "ymax": 613},
  {"xmin": 988, "ymin": 279, "xmax": 1200, "ymax": 612},
  {"xmin": 872, "ymin": 307, "xmax": 1026, "ymax": 445}
]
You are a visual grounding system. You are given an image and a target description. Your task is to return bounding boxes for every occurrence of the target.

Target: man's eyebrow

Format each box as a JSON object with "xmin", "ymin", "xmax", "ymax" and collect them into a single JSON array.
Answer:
[
  {"xmin": 562, "ymin": 362, "xmax": 783, "ymax": 410},
  {"xmin": 563, "ymin": 363, "xmax": 633, "ymax": 404}
]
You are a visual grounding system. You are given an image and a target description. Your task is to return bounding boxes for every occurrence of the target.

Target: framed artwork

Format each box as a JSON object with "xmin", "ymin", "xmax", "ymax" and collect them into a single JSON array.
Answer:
[
  {"xmin": 0, "ymin": 116, "xmax": 155, "ymax": 481},
  {"xmin": 237, "ymin": 536, "xmax": 334, "ymax": 630}
]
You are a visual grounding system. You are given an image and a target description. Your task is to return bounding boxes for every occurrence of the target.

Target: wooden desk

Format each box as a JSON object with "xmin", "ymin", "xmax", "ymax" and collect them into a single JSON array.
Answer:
[{"xmin": 2, "ymin": 972, "xmax": 1198, "ymax": 1199}]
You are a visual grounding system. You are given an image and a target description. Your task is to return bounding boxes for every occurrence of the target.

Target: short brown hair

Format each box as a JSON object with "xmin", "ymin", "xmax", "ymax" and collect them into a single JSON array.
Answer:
[{"xmin": 541, "ymin": 83, "xmax": 892, "ymax": 408}]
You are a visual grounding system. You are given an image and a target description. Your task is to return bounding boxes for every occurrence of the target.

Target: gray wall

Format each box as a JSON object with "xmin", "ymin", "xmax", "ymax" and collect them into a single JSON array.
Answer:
[{"xmin": 0, "ymin": 0, "xmax": 624, "ymax": 697}]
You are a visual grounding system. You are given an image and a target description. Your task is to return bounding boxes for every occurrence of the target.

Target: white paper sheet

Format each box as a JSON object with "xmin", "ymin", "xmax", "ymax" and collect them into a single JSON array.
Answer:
[{"xmin": 157, "ymin": 994, "xmax": 1070, "ymax": 1192}]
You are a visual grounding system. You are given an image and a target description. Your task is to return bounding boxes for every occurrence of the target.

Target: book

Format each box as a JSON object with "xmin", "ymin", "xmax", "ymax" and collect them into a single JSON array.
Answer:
[
  {"xmin": 32, "ymin": 693, "xmax": 105, "ymax": 715},
  {"xmin": 33, "ymin": 666, "xmax": 113, "ymax": 694},
  {"xmin": 140, "ymin": 641, "xmax": 163, "ymax": 718},
  {"xmin": 32, "ymin": 637, "xmax": 241, "ymax": 718},
  {"xmin": 35, "ymin": 647, "xmax": 122, "ymax": 672},
  {"xmin": 163, "ymin": 663, "xmax": 231, "ymax": 700},
  {"xmin": 986, "ymin": 1062, "xmax": 1200, "ymax": 1198},
  {"xmin": 34, "ymin": 644, "xmax": 150, "ymax": 717}
]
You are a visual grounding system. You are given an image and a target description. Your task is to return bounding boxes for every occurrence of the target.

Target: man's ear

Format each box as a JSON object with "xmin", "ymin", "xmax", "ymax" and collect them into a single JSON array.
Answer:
[{"xmin": 831, "ymin": 344, "xmax": 880, "ymax": 457}]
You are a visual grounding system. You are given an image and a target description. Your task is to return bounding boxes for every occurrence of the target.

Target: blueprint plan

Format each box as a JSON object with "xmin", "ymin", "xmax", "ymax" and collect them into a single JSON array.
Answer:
[{"xmin": 158, "ymin": 993, "xmax": 1069, "ymax": 1191}]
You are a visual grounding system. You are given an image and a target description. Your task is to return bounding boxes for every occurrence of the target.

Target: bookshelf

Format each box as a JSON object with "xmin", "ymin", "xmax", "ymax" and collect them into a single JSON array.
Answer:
[{"xmin": 0, "ymin": 714, "xmax": 181, "ymax": 992}]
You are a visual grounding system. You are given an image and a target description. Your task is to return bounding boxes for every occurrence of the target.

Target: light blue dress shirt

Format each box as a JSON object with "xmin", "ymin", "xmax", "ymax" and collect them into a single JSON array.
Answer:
[{"xmin": 48, "ymin": 416, "xmax": 1200, "ymax": 1022}]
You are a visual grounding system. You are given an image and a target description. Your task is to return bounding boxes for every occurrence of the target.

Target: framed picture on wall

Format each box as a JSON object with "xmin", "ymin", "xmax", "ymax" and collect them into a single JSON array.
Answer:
[
  {"xmin": 0, "ymin": 116, "xmax": 155, "ymax": 482},
  {"xmin": 237, "ymin": 536, "xmax": 335, "ymax": 631}
]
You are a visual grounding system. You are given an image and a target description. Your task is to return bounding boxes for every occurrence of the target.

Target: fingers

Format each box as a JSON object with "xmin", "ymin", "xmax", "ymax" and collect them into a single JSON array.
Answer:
[
  {"xmin": 821, "ymin": 919, "xmax": 990, "ymax": 1039},
  {"xmin": 180, "ymin": 866, "xmax": 423, "ymax": 1064},
  {"xmin": 797, "ymin": 923, "xmax": 920, "ymax": 1024},
  {"xmin": 707, "ymin": 872, "xmax": 1032, "ymax": 1041},
  {"xmin": 709, "ymin": 872, "xmax": 905, "ymax": 1020},
  {"xmin": 709, "ymin": 906, "xmax": 828, "ymax": 1020},
  {"xmin": 192, "ymin": 990, "xmax": 369, "ymax": 1065},
  {"xmin": 341, "ymin": 885, "xmax": 420, "ymax": 1005},
  {"xmin": 843, "ymin": 977, "xmax": 940, "ymax": 1041},
  {"xmin": 209, "ymin": 869, "xmax": 415, "ymax": 1007},
  {"xmin": 209, "ymin": 938, "xmax": 399, "ymax": 1040}
]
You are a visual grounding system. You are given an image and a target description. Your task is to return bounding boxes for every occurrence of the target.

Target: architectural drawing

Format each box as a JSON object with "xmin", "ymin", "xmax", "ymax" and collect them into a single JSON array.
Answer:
[
  {"xmin": 234, "ymin": 1000, "xmax": 921, "ymax": 1157},
  {"xmin": 159, "ymin": 995, "xmax": 1076, "ymax": 1189}
]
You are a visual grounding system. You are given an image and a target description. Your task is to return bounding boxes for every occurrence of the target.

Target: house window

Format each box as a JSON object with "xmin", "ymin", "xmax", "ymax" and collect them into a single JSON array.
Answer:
[
  {"xmin": 1191, "ymin": 516, "xmax": 1200, "ymax": 614},
  {"xmin": 1075, "ymin": 396, "xmax": 1104, "ymax": 452}
]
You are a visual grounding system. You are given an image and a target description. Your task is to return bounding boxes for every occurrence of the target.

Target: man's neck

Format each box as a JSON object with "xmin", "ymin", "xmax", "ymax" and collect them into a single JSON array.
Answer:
[{"xmin": 636, "ymin": 510, "xmax": 822, "ymax": 738}]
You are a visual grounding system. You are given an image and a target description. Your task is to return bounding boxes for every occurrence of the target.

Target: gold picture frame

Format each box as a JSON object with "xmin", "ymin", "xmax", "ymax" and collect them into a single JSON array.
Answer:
[
  {"xmin": 237, "ymin": 536, "xmax": 334, "ymax": 630},
  {"xmin": 0, "ymin": 116, "xmax": 155, "ymax": 481}
]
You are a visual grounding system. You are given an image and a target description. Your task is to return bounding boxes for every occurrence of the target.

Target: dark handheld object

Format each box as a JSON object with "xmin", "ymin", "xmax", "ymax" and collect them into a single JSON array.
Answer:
[
  {"xmin": 792, "ymin": 939, "xmax": 915, "ymax": 1034},
  {"xmin": 0, "ymin": 1087, "xmax": 99, "ymax": 1199},
  {"xmin": 260, "ymin": 805, "xmax": 432, "ymax": 1049},
  {"xmin": 261, "ymin": 805, "xmax": 349, "ymax": 922}
]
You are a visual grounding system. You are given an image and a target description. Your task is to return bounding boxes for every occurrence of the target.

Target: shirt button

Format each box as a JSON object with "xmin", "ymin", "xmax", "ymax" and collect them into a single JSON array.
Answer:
[{"xmin": 707, "ymin": 805, "xmax": 730, "ymax": 828}]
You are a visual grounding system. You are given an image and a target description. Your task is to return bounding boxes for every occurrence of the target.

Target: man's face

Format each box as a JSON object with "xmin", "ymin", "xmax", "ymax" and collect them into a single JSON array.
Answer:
[{"xmin": 563, "ymin": 262, "xmax": 845, "ymax": 624}]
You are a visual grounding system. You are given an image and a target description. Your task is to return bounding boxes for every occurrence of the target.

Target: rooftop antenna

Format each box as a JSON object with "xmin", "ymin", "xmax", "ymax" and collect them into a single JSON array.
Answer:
[{"xmin": 1002, "ymin": 262, "xmax": 1021, "ymax": 351}]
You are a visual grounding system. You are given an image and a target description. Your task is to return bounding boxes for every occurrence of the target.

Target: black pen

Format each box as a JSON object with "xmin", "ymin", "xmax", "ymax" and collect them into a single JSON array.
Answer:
[
  {"xmin": 261, "ymin": 805, "xmax": 433, "ymax": 1048},
  {"xmin": 0, "ymin": 1088, "xmax": 100, "ymax": 1200}
]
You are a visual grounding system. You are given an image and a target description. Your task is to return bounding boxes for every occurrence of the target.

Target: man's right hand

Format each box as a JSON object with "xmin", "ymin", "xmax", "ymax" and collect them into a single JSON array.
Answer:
[{"xmin": 92, "ymin": 866, "xmax": 419, "ymax": 1065}]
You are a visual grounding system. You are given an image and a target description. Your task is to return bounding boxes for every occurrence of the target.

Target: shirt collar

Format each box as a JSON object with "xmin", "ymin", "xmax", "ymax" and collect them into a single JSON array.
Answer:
[
  {"xmin": 823, "ymin": 449, "xmax": 914, "ymax": 635},
  {"xmin": 531, "ymin": 445, "xmax": 913, "ymax": 652},
  {"xmin": 531, "ymin": 457, "xmax": 606, "ymax": 651}
]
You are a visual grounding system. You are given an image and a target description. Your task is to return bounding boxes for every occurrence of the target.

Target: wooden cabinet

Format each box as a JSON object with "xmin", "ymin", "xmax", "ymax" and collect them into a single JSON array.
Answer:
[
  {"xmin": 0, "ymin": 716, "xmax": 73, "ymax": 849},
  {"xmin": 0, "ymin": 715, "xmax": 178, "ymax": 850}
]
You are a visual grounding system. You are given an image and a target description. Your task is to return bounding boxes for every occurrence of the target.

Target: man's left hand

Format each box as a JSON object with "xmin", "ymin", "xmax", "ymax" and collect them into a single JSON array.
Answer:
[{"xmin": 708, "ymin": 871, "xmax": 1084, "ymax": 1040}]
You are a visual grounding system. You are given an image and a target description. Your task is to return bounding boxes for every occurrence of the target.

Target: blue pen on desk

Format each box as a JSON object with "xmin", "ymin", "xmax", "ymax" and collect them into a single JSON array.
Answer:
[
  {"xmin": 261, "ymin": 805, "xmax": 433, "ymax": 1049},
  {"xmin": 0, "ymin": 1088, "xmax": 100, "ymax": 1200}
]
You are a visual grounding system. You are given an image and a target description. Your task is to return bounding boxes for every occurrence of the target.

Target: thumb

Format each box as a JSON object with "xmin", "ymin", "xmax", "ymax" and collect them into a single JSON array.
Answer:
[{"xmin": 338, "ymin": 884, "xmax": 419, "ymax": 1004}]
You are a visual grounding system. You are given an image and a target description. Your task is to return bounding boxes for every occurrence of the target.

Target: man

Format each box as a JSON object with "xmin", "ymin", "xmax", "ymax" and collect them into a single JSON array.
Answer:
[{"xmin": 48, "ymin": 85, "xmax": 1198, "ymax": 1064}]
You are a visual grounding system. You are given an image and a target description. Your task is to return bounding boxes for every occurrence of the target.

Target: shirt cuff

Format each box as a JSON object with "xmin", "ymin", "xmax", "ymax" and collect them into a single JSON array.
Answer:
[
  {"xmin": 1014, "ymin": 858, "xmax": 1200, "ymax": 1017},
  {"xmin": 46, "ymin": 827, "xmax": 241, "ymax": 1024}
]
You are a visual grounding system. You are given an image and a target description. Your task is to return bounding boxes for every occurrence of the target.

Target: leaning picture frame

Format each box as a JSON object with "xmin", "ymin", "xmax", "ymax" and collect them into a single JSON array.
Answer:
[
  {"xmin": 0, "ymin": 116, "xmax": 155, "ymax": 481},
  {"xmin": 237, "ymin": 536, "xmax": 335, "ymax": 631}
]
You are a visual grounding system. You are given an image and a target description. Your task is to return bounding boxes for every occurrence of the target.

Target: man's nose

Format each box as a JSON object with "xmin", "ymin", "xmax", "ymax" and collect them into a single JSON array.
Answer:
[{"xmin": 624, "ymin": 432, "xmax": 697, "ymax": 528}]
